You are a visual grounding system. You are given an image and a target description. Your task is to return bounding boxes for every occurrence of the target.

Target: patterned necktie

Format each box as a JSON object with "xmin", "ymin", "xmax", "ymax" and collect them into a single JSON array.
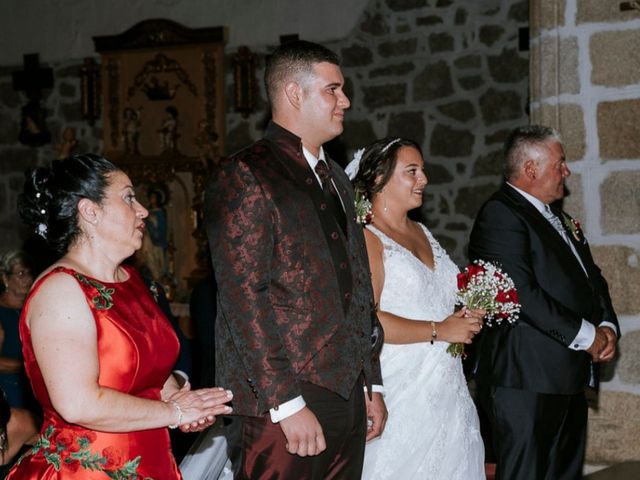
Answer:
[
  {"xmin": 315, "ymin": 160, "xmax": 347, "ymax": 233},
  {"xmin": 543, "ymin": 205, "xmax": 587, "ymax": 275}
]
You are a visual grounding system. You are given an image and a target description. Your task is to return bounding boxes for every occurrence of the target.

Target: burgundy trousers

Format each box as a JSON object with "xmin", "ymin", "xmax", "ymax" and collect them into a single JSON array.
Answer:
[{"xmin": 236, "ymin": 380, "xmax": 366, "ymax": 480}]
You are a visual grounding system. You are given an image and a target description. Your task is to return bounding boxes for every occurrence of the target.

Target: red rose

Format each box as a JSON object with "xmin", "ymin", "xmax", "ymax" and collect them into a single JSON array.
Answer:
[
  {"xmin": 66, "ymin": 459, "xmax": 80, "ymax": 473},
  {"xmin": 467, "ymin": 263, "xmax": 486, "ymax": 277},
  {"xmin": 84, "ymin": 431, "xmax": 97, "ymax": 443},
  {"xmin": 102, "ymin": 446, "xmax": 125, "ymax": 471},
  {"xmin": 507, "ymin": 289, "xmax": 518, "ymax": 303},
  {"xmin": 496, "ymin": 290, "xmax": 508, "ymax": 303},
  {"xmin": 457, "ymin": 272, "xmax": 469, "ymax": 290}
]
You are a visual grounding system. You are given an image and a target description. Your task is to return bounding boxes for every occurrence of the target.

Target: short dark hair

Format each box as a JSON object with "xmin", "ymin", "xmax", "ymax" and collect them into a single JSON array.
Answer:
[
  {"xmin": 352, "ymin": 137, "xmax": 422, "ymax": 200},
  {"xmin": 18, "ymin": 153, "xmax": 119, "ymax": 255},
  {"xmin": 264, "ymin": 40, "xmax": 340, "ymax": 106},
  {"xmin": 503, "ymin": 125, "xmax": 561, "ymax": 181}
]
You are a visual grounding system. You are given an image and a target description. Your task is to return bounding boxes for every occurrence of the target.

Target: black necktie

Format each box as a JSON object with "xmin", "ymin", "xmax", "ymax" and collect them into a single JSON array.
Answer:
[{"xmin": 315, "ymin": 160, "xmax": 347, "ymax": 233}]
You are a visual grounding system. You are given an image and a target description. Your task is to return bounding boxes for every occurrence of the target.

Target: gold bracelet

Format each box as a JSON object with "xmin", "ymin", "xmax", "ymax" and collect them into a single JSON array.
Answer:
[{"xmin": 430, "ymin": 321, "xmax": 437, "ymax": 345}]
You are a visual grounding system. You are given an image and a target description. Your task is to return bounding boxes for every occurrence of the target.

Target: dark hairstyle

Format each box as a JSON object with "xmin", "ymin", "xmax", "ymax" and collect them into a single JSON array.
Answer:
[
  {"xmin": 264, "ymin": 40, "xmax": 340, "ymax": 106},
  {"xmin": 503, "ymin": 125, "xmax": 561, "ymax": 181},
  {"xmin": 351, "ymin": 137, "xmax": 422, "ymax": 200},
  {"xmin": 18, "ymin": 153, "xmax": 119, "ymax": 255}
]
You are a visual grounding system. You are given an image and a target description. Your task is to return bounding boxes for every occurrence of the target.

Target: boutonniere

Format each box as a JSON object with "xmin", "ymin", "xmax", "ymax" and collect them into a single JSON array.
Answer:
[{"xmin": 561, "ymin": 213, "xmax": 584, "ymax": 243}]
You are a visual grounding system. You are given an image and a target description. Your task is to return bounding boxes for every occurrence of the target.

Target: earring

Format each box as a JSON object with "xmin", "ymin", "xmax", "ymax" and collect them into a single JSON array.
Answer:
[{"xmin": 383, "ymin": 191, "xmax": 388, "ymax": 213}]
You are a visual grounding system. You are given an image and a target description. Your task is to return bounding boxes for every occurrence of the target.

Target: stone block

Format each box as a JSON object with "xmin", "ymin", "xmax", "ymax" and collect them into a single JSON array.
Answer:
[
  {"xmin": 387, "ymin": 111, "xmax": 425, "ymax": 145},
  {"xmin": 437, "ymin": 100, "xmax": 475, "ymax": 123},
  {"xmin": 55, "ymin": 64, "xmax": 81, "ymax": 78},
  {"xmin": 58, "ymin": 82, "xmax": 76, "ymax": 98},
  {"xmin": 616, "ymin": 331, "xmax": 640, "ymax": 384},
  {"xmin": 600, "ymin": 172, "xmax": 640, "ymax": 234},
  {"xmin": 577, "ymin": 0, "xmax": 635, "ymax": 24},
  {"xmin": 60, "ymin": 102, "xmax": 82, "ymax": 122},
  {"xmin": 343, "ymin": 120, "xmax": 377, "ymax": 151},
  {"xmin": 488, "ymin": 48, "xmax": 528, "ymax": 83},
  {"xmin": 455, "ymin": 8, "xmax": 467, "ymax": 25},
  {"xmin": 563, "ymin": 173, "xmax": 585, "ymax": 229},
  {"xmin": 416, "ymin": 15, "xmax": 443, "ymax": 27},
  {"xmin": 591, "ymin": 30, "xmax": 640, "ymax": 87},
  {"xmin": 530, "ymin": 0, "xmax": 566, "ymax": 37},
  {"xmin": 0, "ymin": 82, "xmax": 21, "ymax": 108},
  {"xmin": 396, "ymin": 24, "xmax": 411, "ymax": 34},
  {"xmin": 587, "ymin": 390, "xmax": 640, "ymax": 464},
  {"xmin": 597, "ymin": 100, "xmax": 640, "ymax": 160},
  {"xmin": 591, "ymin": 245, "xmax": 640, "ymax": 316},
  {"xmin": 485, "ymin": 129, "xmax": 511, "ymax": 145},
  {"xmin": 454, "ymin": 55, "xmax": 481, "ymax": 70},
  {"xmin": 360, "ymin": 12, "xmax": 390, "ymax": 36},
  {"xmin": 508, "ymin": 0, "xmax": 529, "ymax": 22},
  {"xmin": 424, "ymin": 163, "xmax": 453, "ymax": 185},
  {"xmin": 369, "ymin": 62, "xmax": 415, "ymax": 79},
  {"xmin": 0, "ymin": 111, "xmax": 19, "ymax": 144},
  {"xmin": 472, "ymin": 150, "xmax": 503, "ymax": 177},
  {"xmin": 0, "ymin": 148, "xmax": 37, "ymax": 175},
  {"xmin": 479, "ymin": 88, "xmax": 522, "ymax": 125},
  {"xmin": 458, "ymin": 75, "xmax": 484, "ymax": 90},
  {"xmin": 436, "ymin": 0, "xmax": 453, "ymax": 6},
  {"xmin": 386, "ymin": 0, "xmax": 428, "ymax": 11},
  {"xmin": 536, "ymin": 36, "xmax": 580, "ymax": 97},
  {"xmin": 341, "ymin": 44, "xmax": 373, "ymax": 67},
  {"xmin": 429, "ymin": 33, "xmax": 454, "ymax": 53},
  {"xmin": 479, "ymin": 25, "xmax": 504, "ymax": 47},
  {"xmin": 362, "ymin": 84, "xmax": 407, "ymax": 109},
  {"xmin": 531, "ymin": 103, "xmax": 585, "ymax": 161},
  {"xmin": 454, "ymin": 182, "xmax": 501, "ymax": 219},
  {"xmin": 430, "ymin": 124, "xmax": 474, "ymax": 157},
  {"xmin": 414, "ymin": 60, "xmax": 454, "ymax": 102},
  {"xmin": 378, "ymin": 38, "xmax": 418, "ymax": 58}
]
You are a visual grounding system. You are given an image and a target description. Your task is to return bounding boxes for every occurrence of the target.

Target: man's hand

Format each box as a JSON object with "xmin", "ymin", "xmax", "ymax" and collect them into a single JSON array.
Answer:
[
  {"xmin": 586, "ymin": 326, "xmax": 617, "ymax": 363},
  {"xmin": 597, "ymin": 326, "xmax": 617, "ymax": 362},
  {"xmin": 365, "ymin": 392, "xmax": 387, "ymax": 441},
  {"xmin": 279, "ymin": 406, "xmax": 326, "ymax": 457}
]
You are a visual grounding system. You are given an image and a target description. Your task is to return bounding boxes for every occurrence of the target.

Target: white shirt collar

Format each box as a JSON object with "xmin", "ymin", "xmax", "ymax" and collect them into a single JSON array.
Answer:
[{"xmin": 506, "ymin": 182, "xmax": 548, "ymax": 214}]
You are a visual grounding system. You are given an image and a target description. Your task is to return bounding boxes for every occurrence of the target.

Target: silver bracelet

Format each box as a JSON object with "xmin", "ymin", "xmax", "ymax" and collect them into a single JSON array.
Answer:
[{"xmin": 165, "ymin": 399, "xmax": 183, "ymax": 429}]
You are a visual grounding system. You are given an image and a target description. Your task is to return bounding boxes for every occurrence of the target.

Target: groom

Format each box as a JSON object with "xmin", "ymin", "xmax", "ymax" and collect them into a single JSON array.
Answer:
[
  {"xmin": 469, "ymin": 125, "xmax": 619, "ymax": 479},
  {"xmin": 205, "ymin": 40, "xmax": 386, "ymax": 479}
]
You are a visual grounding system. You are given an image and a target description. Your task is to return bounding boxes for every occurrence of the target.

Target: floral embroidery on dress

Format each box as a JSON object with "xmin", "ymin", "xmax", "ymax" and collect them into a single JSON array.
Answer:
[
  {"xmin": 74, "ymin": 273, "xmax": 115, "ymax": 310},
  {"xmin": 18, "ymin": 425, "xmax": 151, "ymax": 479}
]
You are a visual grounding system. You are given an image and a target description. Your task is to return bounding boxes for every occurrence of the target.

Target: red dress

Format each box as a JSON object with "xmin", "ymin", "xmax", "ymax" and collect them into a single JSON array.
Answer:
[{"xmin": 7, "ymin": 265, "xmax": 182, "ymax": 479}]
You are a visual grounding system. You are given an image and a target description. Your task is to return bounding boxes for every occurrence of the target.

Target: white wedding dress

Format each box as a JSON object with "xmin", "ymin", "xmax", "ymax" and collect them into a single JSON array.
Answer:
[{"xmin": 362, "ymin": 223, "xmax": 485, "ymax": 480}]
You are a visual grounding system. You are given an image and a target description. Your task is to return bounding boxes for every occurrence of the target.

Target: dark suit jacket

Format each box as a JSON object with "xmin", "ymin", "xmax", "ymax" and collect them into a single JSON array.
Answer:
[
  {"xmin": 205, "ymin": 121, "xmax": 382, "ymax": 417},
  {"xmin": 468, "ymin": 184, "xmax": 618, "ymax": 395}
]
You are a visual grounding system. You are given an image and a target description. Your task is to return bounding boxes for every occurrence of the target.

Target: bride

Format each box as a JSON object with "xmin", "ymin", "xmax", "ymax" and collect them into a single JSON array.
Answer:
[{"xmin": 348, "ymin": 137, "xmax": 486, "ymax": 479}]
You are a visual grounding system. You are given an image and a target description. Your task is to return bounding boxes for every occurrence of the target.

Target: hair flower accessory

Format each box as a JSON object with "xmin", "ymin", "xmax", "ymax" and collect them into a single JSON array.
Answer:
[
  {"xmin": 36, "ymin": 223, "xmax": 48, "ymax": 239},
  {"xmin": 345, "ymin": 148, "xmax": 365, "ymax": 181}
]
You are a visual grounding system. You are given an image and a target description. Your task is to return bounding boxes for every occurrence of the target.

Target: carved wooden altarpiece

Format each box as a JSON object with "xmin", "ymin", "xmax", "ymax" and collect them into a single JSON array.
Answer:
[{"xmin": 94, "ymin": 19, "xmax": 226, "ymax": 299}]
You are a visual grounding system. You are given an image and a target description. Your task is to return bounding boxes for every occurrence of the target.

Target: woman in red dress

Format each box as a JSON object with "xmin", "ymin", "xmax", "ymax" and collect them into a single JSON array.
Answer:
[{"xmin": 7, "ymin": 154, "xmax": 232, "ymax": 479}]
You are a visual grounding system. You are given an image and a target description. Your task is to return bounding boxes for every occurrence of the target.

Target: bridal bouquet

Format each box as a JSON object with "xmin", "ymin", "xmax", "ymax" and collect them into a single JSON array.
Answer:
[{"xmin": 446, "ymin": 259, "xmax": 520, "ymax": 357}]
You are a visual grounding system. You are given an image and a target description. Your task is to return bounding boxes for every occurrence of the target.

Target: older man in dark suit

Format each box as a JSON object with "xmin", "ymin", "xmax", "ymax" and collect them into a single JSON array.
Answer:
[
  {"xmin": 205, "ymin": 40, "xmax": 386, "ymax": 479},
  {"xmin": 469, "ymin": 125, "xmax": 619, "ymax": 480}
]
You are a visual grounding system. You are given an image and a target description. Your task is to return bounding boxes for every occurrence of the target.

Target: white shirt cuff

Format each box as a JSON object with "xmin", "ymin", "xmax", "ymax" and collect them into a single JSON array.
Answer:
[
  {"xmin": 269, "ymin": 395, "xmax": 306, "ymax": 423},
  {"xmin": 364, "ymin": 384, "xmax": 384, "ymax": 395},
  {"xmin": 599, "ymin": 321, "xmax": 618, "ymax": 336},
  {"xmin": 569, "ymin": 320, "xmax": 595, "ymax": 350}
]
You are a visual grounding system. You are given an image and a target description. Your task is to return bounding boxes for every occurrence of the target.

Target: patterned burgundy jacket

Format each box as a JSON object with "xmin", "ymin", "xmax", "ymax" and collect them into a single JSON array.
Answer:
[{"xmin": 205, "ymin": 122, "xmax": 383, "ymax": 417}]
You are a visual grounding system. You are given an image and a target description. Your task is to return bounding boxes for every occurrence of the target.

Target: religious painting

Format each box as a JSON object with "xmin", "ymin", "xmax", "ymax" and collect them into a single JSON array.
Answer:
[{"xmin": 94, "ymin": 20, "xmax": 226, "ymax": 299}]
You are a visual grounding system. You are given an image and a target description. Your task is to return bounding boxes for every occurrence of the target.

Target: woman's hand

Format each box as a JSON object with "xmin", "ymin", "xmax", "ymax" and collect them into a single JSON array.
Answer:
[
  {"xmin": 437, "ymin": 307, "xmax": 485, "ymax": 344},
  {"xmin": 165, "ymin": 386, "xmax": 233, "ymax": 431}
]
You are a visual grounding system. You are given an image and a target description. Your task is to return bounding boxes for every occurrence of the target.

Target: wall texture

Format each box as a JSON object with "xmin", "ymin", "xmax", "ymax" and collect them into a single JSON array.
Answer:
[{"xmin": 530, "ymin": 0, "xmax": 640, "ymax": 465}]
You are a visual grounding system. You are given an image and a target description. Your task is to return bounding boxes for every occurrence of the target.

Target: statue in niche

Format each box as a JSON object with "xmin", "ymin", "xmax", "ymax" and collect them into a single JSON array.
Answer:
[
  {"xmin": 194, "ymin": 118, "xmax": 219, "ymax": 166},
  {"xmin": 122, "ymin": 107, "xmax": 142, "ymax": 154},
  {"xmin": 159, "ymin": 106, "xmax": 179, "ymax": 153},
  {"xmin": 142, "ymin": 187, "xmax": 168, "ymax": 282},
  {"xmin": 56, "ymin": 127, "xmax": 78, "ymax": 160}
]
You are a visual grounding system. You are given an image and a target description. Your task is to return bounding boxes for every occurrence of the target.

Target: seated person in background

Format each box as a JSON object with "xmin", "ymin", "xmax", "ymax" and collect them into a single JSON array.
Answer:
[{"xmin": 7, "ymin": 153, "xmax": 232, "ymax": 479}]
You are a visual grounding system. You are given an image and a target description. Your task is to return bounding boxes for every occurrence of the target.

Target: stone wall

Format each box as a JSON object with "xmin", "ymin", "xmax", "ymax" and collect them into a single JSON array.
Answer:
[
  {"xmin": 1, "ymin": 0, "xmax": 530, "ymax": 266},
  {"xmin": 530, "ymin": 0, "xmax": 640, "ymax": 465},
  {"xmin": 226, "ymin": 0, "xmax": 530, "ymax": 265}
]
